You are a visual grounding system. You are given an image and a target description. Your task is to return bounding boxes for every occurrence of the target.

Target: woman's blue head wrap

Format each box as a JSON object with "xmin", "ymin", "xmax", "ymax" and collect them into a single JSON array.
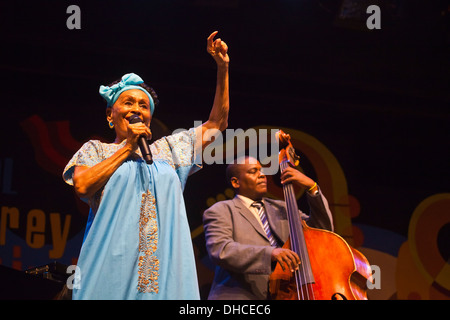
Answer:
[{"xmin": 99, "ymin": 73, "xmax": 155, "ymax": 115}]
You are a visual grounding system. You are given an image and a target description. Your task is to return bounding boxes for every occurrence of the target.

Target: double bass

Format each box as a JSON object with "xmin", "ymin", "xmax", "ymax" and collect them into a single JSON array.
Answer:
[{"xmin": 269, "ymin": 130, "xmax": 373, "ymax": 300}]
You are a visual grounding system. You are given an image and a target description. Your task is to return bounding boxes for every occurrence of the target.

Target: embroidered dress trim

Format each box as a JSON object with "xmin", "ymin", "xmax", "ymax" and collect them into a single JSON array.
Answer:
[{"xmin": 137, "ymin": 190, "xmax": 159, "ymax": 293}]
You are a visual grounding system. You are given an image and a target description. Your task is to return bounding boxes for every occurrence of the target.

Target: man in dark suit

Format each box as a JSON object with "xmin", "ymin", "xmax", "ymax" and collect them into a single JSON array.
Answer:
[{"xmin": 203, "ymin": 156, "xmax": 334, "ymax": 299}]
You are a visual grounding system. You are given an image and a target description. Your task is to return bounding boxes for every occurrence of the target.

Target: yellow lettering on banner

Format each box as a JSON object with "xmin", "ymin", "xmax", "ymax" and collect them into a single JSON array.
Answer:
[
  {"xmin": 49, "ymin": 213, "xmax": 71, "ymax": 259},
  {"xmin": 26, "ymin": 209, "xmax": 45, "ymax": 248},
  {"xmin": 0, "ymin": 206, "xmax": 19, "ymax": 245},
  {"xmin": 2, "ymin": 206, "xmax": 73, "ymax": 258}
]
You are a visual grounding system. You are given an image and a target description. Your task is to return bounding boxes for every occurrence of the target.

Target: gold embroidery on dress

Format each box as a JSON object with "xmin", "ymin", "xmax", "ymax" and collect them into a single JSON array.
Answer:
[{"xmin": 137, "ymin": 190, "xmax": 159, "ymax": 293}]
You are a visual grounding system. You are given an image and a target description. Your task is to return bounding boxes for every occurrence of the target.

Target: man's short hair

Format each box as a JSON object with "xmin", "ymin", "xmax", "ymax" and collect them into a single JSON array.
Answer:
[{"xmin": 225, "ymin": 156, "xmax": 259, "ymax": 187}]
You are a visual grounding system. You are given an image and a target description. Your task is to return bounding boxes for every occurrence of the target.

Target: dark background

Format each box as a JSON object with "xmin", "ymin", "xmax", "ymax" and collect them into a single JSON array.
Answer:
[{"xmin": 0, "ymin": 0, "xmax": 449, "ymax": 299}]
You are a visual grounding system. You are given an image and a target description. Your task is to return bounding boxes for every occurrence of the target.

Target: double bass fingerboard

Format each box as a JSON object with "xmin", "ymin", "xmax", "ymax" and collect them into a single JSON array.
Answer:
[{"xmin": 280, "ymin": 160, "xmax": 316, "ymax": 298}]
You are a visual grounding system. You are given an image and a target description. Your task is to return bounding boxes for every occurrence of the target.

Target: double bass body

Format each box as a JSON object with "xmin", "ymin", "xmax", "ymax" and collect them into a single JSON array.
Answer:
[{"xmin": 269, "ymin": 221, "xmax": 373, "ymax": 300}]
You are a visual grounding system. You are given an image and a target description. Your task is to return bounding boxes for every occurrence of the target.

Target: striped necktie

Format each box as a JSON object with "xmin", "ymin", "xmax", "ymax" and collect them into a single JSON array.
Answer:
[{"xmin": 251, "ymin": 201, "xmax": 278, "ymax": 247}]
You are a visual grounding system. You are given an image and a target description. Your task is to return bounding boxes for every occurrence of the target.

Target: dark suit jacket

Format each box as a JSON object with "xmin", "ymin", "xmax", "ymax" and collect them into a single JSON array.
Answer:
[{"xmin": 202, "ymin": 189, "xmax": 334, "ymax": 300}]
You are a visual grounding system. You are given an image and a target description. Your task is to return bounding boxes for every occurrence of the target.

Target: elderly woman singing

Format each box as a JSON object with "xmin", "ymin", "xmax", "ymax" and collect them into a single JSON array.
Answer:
[{"xmin": 63, "ymin": 32, "xmax": 229, "ymax": 300}]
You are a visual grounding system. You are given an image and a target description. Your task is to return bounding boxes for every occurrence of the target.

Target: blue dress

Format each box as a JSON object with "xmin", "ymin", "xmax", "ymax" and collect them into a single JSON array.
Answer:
[{"xmin": 63, "ymin": 127, "xmax": 202, "ymax": 300}]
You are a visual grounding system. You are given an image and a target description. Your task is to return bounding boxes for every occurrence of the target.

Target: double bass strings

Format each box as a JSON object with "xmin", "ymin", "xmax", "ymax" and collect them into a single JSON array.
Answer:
[
  {"xmin": 280, "ymin": 160, "xmax": 316, "ymax": 300},
  {"xmin": 282, "ymin": 167, "xmax": 311, "ymax": 300},
  {"xmin": 280, "ymin": 173, "xmax": 303, "ymax": 298}
]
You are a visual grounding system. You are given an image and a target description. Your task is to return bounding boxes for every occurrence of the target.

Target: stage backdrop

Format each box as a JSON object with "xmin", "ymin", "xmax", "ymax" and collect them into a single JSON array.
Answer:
[{"xmin": 0, "ymin": 1, "xmax": 449, "ymax": 300}]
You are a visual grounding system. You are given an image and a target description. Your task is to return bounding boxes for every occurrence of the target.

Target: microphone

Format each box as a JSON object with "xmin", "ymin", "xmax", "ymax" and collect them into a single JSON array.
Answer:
[{"xmin": 128, "ymin": 114, "xmax": 153, "ymax": 164}]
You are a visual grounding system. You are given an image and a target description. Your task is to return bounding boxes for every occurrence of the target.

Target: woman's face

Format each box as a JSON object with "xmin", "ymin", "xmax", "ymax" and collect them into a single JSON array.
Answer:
[{"xmin": 106, "ymin": 89, "xmax": 152, "ymax": 142}]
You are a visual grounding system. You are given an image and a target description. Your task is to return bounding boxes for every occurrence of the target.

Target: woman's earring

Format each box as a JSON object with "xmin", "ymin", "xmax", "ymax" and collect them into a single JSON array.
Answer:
[{"xmin": 108, "ymin": 121, "xmax": 114, "ymax": 129}]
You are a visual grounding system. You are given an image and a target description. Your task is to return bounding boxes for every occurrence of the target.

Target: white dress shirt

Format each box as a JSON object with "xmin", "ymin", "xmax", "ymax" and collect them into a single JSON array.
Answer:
[{"xmin": 235, "ymin": 194, "xmax": 265, "ymax": 229}]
